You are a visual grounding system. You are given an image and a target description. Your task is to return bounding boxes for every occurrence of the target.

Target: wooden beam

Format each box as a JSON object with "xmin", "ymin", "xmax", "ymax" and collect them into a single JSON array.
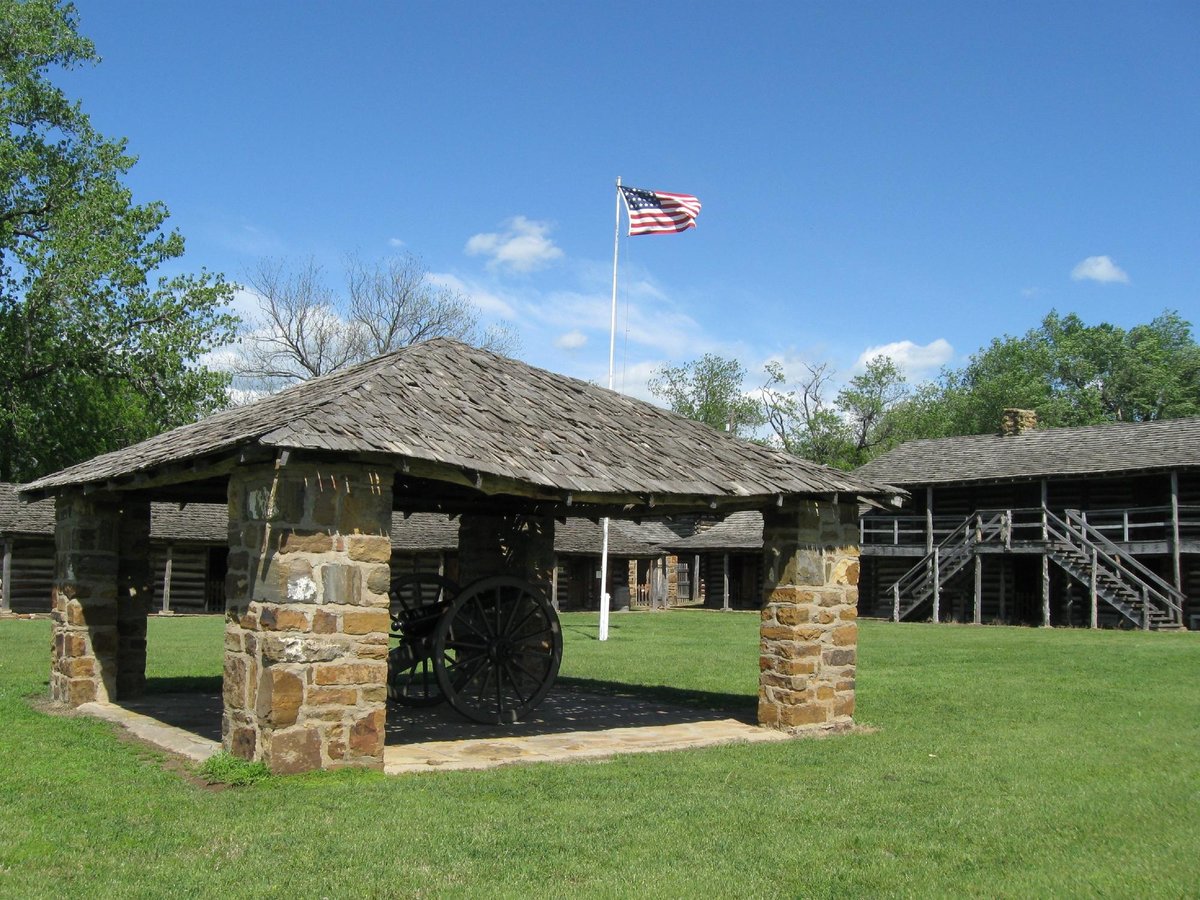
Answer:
[
  {"xmin": 1090, "ymin": 547, "xmax": 1098, "ymax": 629},
  {"xmin": 1170, "ymin": 471, "xmax": 1182, "ymax": 599},
  {"xmin": 1, "ymin": 539, "xmax": 11, "ymax": 613},
  {"xmin": 722, "ymin": 553, "xmax": 730, "ymax": 611},
  {"xmin": 999, "ymin": 562, "xmax": 1006, "ymax": 622},
  {"xmin": 550, "ymin": 553, "xmax": 559, "ymax": 611},
  {"xmin": 162, "ymin": 544, "xmax": 174, "ymax": 614},
  {"xmin": 925, "ymin": 486, "xmax": 934, "ymax": 554},
  {"xmin": 932, "ymin": 546, "xmax": 940, "ymax": 624},
  {"xmin": 1041, "ymin": 554, "xmax": 1051, "ymax": 627},
  {"xmin": 973, "ymin": 553, "xmax": 982, "ymax": 624}
]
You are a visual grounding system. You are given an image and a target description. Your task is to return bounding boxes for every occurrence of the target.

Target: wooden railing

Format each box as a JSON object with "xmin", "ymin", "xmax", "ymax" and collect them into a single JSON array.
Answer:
[
  {"xmin": 863, "ymin": 505, "xmax": 1200, "ymax": 547},
  {"xmin": 884, "ymin": 506, "xmax": 1186, "ymax": 628}
]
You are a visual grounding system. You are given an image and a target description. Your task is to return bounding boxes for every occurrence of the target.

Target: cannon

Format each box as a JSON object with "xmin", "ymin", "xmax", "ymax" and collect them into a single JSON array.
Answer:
[{"xmin": 387, "ymin": 573, "xmax": 563, "ymax": 724}]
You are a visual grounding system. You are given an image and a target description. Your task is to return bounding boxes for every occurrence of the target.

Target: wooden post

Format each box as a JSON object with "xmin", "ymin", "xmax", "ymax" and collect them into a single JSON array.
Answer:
[
  {"xmin": 925, "ymin": 487, "xmax": 934, "ymax": 554},
  {"xmin": 438, "ymin": 551, "xmax": 445, "ymax": 577},
  {"xmin": 1041, "ymin": 480, "xmax": 1050, "ymax": 628},
  {"xmin": 999, "ymin": 562, "xmax": 1007, "ymax": 621},
  {"xmin": 1041, "ymin": 555, "xmax": 1050, "ymax": 627},
  {"xmin": 161, "ymin": 543, "xmax": 173, "ymax": 614},
  {"xmin": 1142, "ymin": 586, "xmax": 1150, "ymax": 631},
  {"xmin": 692, "ymin": 554, "xmax": 700, "ymax": 602},
  {"xmin": 973, "ymin": 553, "xmax": 982, "ymax": 624},
  {"xmin": 932, "ymin": 546, "xmax": 940, "ymax": 623},
  {"xmin": 1089, "ymin": 547, "xmax": 1098, "ymax": 629},
  {"xmin": 1123, "ymin": 510, "xmax": 1130, "ymax": 544},
  {"xmin": 1170, "ymin": 471, "xmax": 1182, "ymax": 602},
  {"xmin": 1, "ymin": 539, "xmax": 11, "ymax": 613},
  {"xmin": 1004, "ymin": 509, "xmax": 1012, "ymax": 551},
  {"xmin": 722, "ymin": 553, "xmax": 730, "ymax": 611},
  {"xmin": 550, "ymin": 553, "xmax": 559, "ymax": 611},
  {"xmin": 893, "ymin": 582, "xmax": 900, "ymax": 622}
]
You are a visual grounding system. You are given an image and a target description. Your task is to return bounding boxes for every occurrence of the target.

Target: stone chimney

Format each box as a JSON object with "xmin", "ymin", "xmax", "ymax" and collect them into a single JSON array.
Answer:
[{"xmin": 1000, "ymin": 408, "xmax": 1038, "ymax": 436}]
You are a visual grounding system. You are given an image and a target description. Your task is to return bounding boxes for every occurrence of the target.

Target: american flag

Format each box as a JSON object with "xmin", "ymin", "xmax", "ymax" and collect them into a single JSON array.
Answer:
[{"xmin": 618, "ymin": 186, "xmax": 702, "ymax": 236}]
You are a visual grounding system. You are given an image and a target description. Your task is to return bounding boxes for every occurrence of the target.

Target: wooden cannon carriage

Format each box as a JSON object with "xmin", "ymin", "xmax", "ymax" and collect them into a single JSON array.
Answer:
[{"xmin": 387, "ymin": 574, "xmax": 563, "ymax": 724}]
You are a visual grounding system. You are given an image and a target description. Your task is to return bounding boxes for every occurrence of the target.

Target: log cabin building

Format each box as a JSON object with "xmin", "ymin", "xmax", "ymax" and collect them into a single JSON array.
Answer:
[
  {"xmin": 0, "ymin": 484, "xmax": 228, "ymax": 615},
  {"xmin": 1, "ymin": 487, "xmax": 672, "ymax": 616},
  {"xmin": 663, "ymin": 511, "xmax": 765, "ymax": 610},
  {"xmin": 388, "ymin": 512, "xmax": 671, "ymax": 610},
  {"xmin": 854, "ymin": 411, "xmax": 1199, "ymax": 630}
]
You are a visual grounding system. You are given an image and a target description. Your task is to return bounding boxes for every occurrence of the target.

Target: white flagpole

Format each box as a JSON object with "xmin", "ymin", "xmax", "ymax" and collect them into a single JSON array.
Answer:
[{"xmin": 599, "ymin": 177, "xmax": 621, "ymax": 642}]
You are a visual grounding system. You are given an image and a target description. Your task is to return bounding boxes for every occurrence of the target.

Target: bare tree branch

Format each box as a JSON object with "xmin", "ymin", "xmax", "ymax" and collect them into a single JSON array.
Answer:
[{"xmin": 231, "ymin": 253, "xmax": 518, "ymax": 395}]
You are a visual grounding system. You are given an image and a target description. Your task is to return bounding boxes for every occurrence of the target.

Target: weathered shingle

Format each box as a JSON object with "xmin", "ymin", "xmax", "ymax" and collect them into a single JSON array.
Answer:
[
  {"xmin": 664, "ymin": 511, "xmax": 764, "ymax": 552},
  {"xmin": 0, "ymin": 484, "xmax": 227, "ymax": 543},
  {"xmin": 855, "ymin": 417, "xmax": 1200, "ymax": 487},
  {"xmin": 0, "ymin": 483, "xmax": 55, "ymax": 535},
  {"xmin": 22, "ymin": 340, "xmax": 897, "ymax": 506},
  {"xmin": 388, "ymin": 512, "xmax": 659, "ymax": 557}
]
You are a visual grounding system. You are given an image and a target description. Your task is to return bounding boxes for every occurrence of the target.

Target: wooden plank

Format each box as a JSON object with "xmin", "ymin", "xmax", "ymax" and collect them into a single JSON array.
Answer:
[{"xmin": 1, "ymin": 540, "xmax": 10, "ymax": 612}]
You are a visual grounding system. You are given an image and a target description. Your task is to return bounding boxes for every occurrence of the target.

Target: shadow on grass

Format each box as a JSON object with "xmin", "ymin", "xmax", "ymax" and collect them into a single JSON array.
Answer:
[{"xmin": 556, "ymin": 676, "xmax": 755, "ymax": 720}]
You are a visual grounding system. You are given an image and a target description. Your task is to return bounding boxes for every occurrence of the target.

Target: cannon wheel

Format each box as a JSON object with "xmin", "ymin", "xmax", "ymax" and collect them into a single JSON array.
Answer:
[
  {"xmin": 387, "ymin": 573, "xmax": 459, "ymax": 706},
  {"xmin": 432, "ymin": 576, "xmax": 562, "ymax": 724}
]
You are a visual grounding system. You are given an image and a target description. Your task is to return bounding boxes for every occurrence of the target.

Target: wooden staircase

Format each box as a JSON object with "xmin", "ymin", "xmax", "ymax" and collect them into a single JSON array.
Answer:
[{"xmin": 887, "ymin": 508, "xmax": 1187, "ymax": 630}]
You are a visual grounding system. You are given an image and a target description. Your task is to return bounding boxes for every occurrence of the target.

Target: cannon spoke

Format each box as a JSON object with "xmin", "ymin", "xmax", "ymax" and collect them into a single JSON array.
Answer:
[{"xmin": 433, "ymin": 575, "xmax": 563, "ymax": 724}]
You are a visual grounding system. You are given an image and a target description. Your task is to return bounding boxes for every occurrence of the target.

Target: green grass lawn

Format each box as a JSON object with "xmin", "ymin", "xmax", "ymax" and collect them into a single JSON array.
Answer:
[{"xmin": 0, "ymin": 613, "xmax": 1196, "ymax": 898}]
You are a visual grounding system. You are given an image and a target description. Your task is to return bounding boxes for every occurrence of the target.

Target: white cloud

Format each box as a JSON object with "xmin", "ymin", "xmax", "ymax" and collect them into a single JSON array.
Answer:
[
  {"xmin": 854, "ymin": 338, "xmax": 954, "ymax": 378},
  {"xmin": 387, "ymin": 237, "xmax": 406, "ymax": 248},
  {"xmin": 1071, "ymin": 255, "xmax": 1130, "ymax": 284},
  {"xmin": 555, "ymin": 329, "xmax": 588, "ymax": 350},
  {"xmin": 225, "ymin": 285, "xmax": 264, "ymax": 321},
  {"xmin": 427, "ymin": 272, "xmax": 517, "ymax": 319},
  {"xmin": 465, "ymin": 216, "xmax": 564, "ymax": 273},
  {"xmin": 1020, "ymin": 286, "xmax": 1042, "ymax": 299}
]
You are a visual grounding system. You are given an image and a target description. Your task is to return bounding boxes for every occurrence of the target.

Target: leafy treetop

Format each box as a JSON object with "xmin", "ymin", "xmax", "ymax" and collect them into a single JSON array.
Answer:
[{"xmin": 0, "ymin": 0, "xmax": 238, "ymax": 481}]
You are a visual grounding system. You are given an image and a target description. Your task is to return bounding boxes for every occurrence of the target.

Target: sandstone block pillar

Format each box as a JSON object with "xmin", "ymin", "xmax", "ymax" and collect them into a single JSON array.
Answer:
[
  {"xmin": 51, "ymin": 493, "xmax": 151, "ymax": 705},
  {"xmin": 223, "ymin": 461, "xmax": 393, "ymax": 774},
  {"xmin": 457, "ymin": 513, "xmax": 555, "ymax": 590},
  {"xmin": 759, "ymin": 499, "xmax": 860, "ymax": 731}
]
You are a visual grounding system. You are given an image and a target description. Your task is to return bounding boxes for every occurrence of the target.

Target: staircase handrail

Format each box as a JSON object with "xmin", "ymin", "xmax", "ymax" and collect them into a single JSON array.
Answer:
[
  {"xmin": 1053, "ymin": 509, "xmax": 1184, "ymax": 618},
  {"xmin": 887, "ymin": 510, "xmax": 1007, "ymax": 618}
]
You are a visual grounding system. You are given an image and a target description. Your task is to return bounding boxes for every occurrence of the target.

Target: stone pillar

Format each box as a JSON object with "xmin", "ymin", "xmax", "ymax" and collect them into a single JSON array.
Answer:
[
  {"xmin": 51, "ymin": 492, "xmax": 149, "ymax": 705},
  {"xmin": 116, "ymin": 498, "xmax": 152, "ymax": 698},
  {"xmin": 759, "ymin": 498, "xmax": 859, "ymax": 731},
  {"xmin": 223, "ymin": 461, "xmax": 393, "ymax": 774},
  {"xmin": 457, "ymin": 513, "xmax": 555, "ymax": 589}
]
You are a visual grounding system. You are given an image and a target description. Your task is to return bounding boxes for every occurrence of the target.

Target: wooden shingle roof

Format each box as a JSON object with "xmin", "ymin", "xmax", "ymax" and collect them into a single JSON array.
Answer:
[
  {"xmin": 23, "ymin": 339, "xmax": 897, "ymax": 511},
  {"xmin": 664, "ymin": 511, "xmax": 764, "ymax": 552},
  {"xmin": 854, "ymin": 416, "xmax": 1200, "ymax": 488},
  {"xmin": 0, "ymin": 483, "xmax": 55, "ymax": 535},
  {"xmin": 387, "ymin": 513, "xmax": 658, "ymax": 557},
  {"xmin": 0, "ymin": 484, "xmax": 227, "ymax": 543}
]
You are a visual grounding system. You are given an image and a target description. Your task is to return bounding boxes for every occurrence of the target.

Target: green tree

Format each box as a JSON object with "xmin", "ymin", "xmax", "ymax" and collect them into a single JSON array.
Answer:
[
  {"xmin": 929, "ymin": 310, "xmax": 1200, "ymax": 436},
  {"xmin": 836, "ymin": 355, "xmax": 909, "ymax": 466},
  {"xmin": 0, "ymin": 0, "xmax": 237, "ymax": 480},
  {"xmin": 648, "ymin": 353, "xmax": 764, "ymax": 437},
  {"xmin": 761, "ymin": 356, "xmax": 911, "ymax": 469},
  {"xmin": 761, "ymin": 359, "xmax": 851, "ymax": 465}
]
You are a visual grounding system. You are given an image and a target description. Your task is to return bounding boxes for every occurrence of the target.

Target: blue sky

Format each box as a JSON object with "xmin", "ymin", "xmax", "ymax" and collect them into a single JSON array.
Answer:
[{"xmin": 63, "ymin": 1, "xmax": 1199, "ymax": 400}]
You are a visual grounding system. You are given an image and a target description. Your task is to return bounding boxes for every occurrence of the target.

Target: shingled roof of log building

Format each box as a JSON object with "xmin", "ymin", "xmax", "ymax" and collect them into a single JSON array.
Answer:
[
  {"xmin": 664, "ymin": 511, "xmax": 765, "ymax": 552},
  {"xmin": 0, "ymin": 483, "xmax": 228, "ymax": 542},
  {"xmin": 22, "ymin": 339, "xmax": 898, "ymax": 510},
  {"xmin": 854, "ymin": 416, "xmax": 1200, "ymax": 487}
]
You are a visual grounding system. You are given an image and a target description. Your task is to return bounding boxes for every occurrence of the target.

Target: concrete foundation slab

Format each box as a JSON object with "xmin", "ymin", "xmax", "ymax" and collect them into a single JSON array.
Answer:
[{"xmin": 76, "ymin": 688, "xmax": 790, "ymax": 774}]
